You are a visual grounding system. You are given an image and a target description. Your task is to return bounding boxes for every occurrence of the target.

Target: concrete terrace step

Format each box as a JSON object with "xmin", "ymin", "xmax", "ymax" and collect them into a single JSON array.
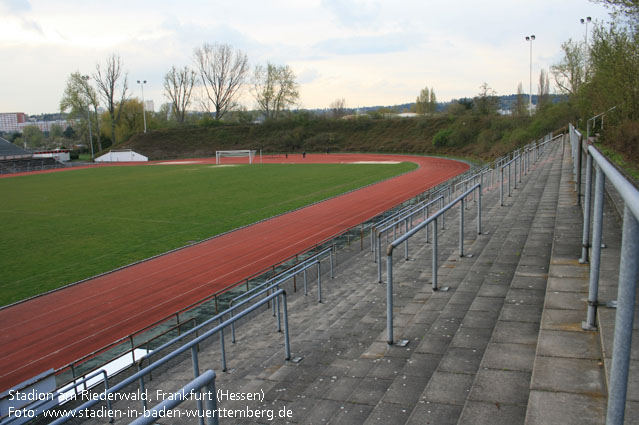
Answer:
[
  {"xmin": 524, "ymin": 139, "xmax": 612, "ymax": 424},
  {"xmin": 72, "ymin": 143, "xmax": 562, "ymax": 425},
  {"xmin": 455, "ymin": 140, "xmax": 563, "ymax": 425}
]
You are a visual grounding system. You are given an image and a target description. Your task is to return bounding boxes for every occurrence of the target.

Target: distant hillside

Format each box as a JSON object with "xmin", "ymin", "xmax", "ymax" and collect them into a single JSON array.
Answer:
[{"xmin": 118, "ymin": 103, "xmax": 575, "ymax": 162}]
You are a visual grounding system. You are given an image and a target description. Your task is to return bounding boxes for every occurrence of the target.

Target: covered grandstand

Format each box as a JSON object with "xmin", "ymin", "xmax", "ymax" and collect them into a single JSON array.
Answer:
[{"xmin": 0, "ymin": 137, "xmax": 66, "ymax": 174}]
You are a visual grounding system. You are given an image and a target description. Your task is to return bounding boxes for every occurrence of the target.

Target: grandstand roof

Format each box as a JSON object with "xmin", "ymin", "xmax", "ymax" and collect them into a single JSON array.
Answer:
[{"xmin": 0, "ymin": 137, "xmax": 29, "ymax": 157}]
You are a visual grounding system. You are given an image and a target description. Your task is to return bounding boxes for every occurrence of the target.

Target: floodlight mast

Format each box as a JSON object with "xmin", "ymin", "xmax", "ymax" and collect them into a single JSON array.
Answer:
[
  {"xmin": 137, "ymin": 80, "xmax": 147, "ymax": 133},
  {"xmin": 82, "ymin": 75, "xmax": 94, "ymax": 161},
  {"xmin": 525, "ymin": 35, "xmax": 535, "ymax": 115}
]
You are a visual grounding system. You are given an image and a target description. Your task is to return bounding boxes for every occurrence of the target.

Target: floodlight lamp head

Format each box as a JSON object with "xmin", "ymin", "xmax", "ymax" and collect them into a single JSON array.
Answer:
[{"xmin": 531, "ymin": 35, "xmax": 535, "ymax": 40}]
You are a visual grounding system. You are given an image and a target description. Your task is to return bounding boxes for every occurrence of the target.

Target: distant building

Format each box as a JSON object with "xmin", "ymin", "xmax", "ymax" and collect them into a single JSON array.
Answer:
[
  {"xmin": 18, "ymin": 120, "xmax": 70, "ymax": 133},
  {"xmin": 0, "ymin": 112, "xmax": 27, "ymax": 132},
  {"xmin": 0, "ymin": 113, "xmax": 71, "ymax": 133}
]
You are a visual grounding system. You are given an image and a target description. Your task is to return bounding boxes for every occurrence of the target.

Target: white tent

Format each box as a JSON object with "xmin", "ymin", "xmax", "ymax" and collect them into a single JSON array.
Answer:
[{"xmin": 95, "ymin": 149, "xmax": 148, "ymax": 162}]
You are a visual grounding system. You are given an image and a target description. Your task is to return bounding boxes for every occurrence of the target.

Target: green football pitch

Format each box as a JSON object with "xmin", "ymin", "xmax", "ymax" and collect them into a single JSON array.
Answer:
[{"xmin": 0, "ymin": 162, "xmax": 415, "ymax": 306}]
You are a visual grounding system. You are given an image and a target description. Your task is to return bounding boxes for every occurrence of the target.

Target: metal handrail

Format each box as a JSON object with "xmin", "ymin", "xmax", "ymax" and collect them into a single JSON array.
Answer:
[
  {"xmin": 375, "ymin": 195, "xmax": 445, "ymax": 282},
  {"xmin": 574, "ymin": 143, "xmax": 639, "ymax": 425},
  {"xmin": 129, "ymin": 370, "xmax": 218, "ymax": 425},
  {"xmin": 49, "ymin": 290, "xmax": 289, "ymax": 425},
  {"xmin": 384, "ymin": 183, "xmax": 482, "ymax": 344},
  {"xmin": 0, "ymin": 369, "xmax": 113, "ymax": 425}
]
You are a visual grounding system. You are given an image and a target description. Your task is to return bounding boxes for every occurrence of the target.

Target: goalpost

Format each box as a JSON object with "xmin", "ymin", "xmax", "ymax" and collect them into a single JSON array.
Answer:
[{"xmin": 215, "ymin": 150, "xmax": 260, "ymax": 165}]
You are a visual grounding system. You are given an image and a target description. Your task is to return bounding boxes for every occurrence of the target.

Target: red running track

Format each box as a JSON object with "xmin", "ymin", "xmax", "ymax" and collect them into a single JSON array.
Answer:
[{"xmin": 0, "ymin": 153, "xmax": 468, "ymax": 391}]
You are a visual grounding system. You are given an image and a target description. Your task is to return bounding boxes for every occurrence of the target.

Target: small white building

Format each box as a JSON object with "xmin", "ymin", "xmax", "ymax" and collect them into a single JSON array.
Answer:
[
  {"xmin": 32, "ymin": 149, "xmax": 71, "ymax": 162},
  {"xmin": 95, "ymin": 149, "xmax": 148, "ymax": 162}
]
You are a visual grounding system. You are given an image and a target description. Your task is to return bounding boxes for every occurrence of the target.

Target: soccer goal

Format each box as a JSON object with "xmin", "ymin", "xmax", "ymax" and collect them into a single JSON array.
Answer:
[{"xmin": 215, "ymin": 150, "xmax": 259, "ymax": 165}]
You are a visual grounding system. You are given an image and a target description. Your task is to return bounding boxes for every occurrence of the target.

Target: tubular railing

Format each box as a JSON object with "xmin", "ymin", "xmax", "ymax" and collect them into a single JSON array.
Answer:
[
  {"xmin": 140, "ymin": 267, "xmax": 309, "ymax": 373},
  {"xmin": 500, "ymin": 154, "xmax": 520, "ymax": 206},
  {"xmin": 228, "ymin": 249, "xmax": 332, "ymax": 343},
  {"xmin": 572, "ymin": 142, "xmax": 639, "ymax": 425},
  {"xmin": 129, "ymin": 370, "xmax": 218, "ymax": 425},
  {"xmin": 384, "ymin": 183, "xmax": 482, "ymax": 344},
  {"xmin": 370, "ymin": 183, "xmax": 451, "ymax": 256},
  {"xmin": 375, "ymin": 195, "xmax": 445, "ymax": 282},
  {"xmin": 0, "ymin": 369, "xmax": 114, "ymax": 425},
  {"xmin": 48, "ymin": 290, "xmax": 289, "ymax": 425}
]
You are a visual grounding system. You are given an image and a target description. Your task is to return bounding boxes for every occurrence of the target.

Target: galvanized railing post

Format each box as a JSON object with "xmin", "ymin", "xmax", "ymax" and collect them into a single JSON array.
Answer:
[
  {"xmin": 606, "ymin": 207, "xmax": 639, "ymax": 425},
  {"xmin": 377, "ymin": 232, "xmax": 383, "ymax": 282},
  {"xmin": 219, "ymin": 317, "xmax": 227, "ymax": 371},
  {"xmin": 205, "ymin": 377, "xmax": 219, "ymax": 425},
  {"xmin": 583, "ymin": 164, "xmax": 605, "ymax": 330},
  {"xmin": 317, "ymin": 261, "xmax": 322, "ymax": 303},
  {"xmin": 282, "ymin": 292, "xmax": 291, "ymax": 360},
  {"xmin": 432, "ymin": 217, "xmax": 438, "ymax": 291},
  {"xmin": 579, "ymin": 153, "xmax": 593, "ymax": 264},
  {"xmin": 386, "ymin": 252, "xmax": 393, "ymax": 344},
  {"xmin": 191, "ymin": 346, "xmax": 205, "ymax": 425},
  {"xmin": 500, "ymin": 165, "xmax": 504, "ymax": 206},
  {"xmin": 459, "ymin": 198, "xmax": 465, "ymax": 257},
  {"xmin": 477, "ymin": 185, "xmax": 482, "ymax": 235}
]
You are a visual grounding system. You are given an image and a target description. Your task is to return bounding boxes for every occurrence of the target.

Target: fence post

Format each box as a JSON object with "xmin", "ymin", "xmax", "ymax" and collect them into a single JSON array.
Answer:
[
  {"xmin": 580, "ymin": 153, "xmax": 593, "ymax": 264},
  {"xmin": 191, "ymin": 346, "xmax": 205, "ymax": 425},
  {"xmin": 583, "ymin": 164, "xmax": 605, "ymax": 331},
  {"xmin": 386, "ymin": 252, "xmax": 394, "ymax": 344},
  {"xmin": 606, "ymin": 208, "xmax": 639, "ymax": 425},
  {"xmin": 433, "ymin": 217, "xmax": 438, "ymax": 291},
  {"xmin": 477, "ymin": 185, "xmax": 482, "ymax": 235},
  {"xmin": 282, "ymin": 292, "xmax": 291, "ymax": 360},
  {"xmin": 459, "ymin": 198, "xmax": 464, "ymax": 257}
]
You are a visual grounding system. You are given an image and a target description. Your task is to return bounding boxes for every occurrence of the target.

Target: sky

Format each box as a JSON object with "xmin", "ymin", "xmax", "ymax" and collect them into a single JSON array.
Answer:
[{"xmin": 0, "ymin": 0, "xmax": 613, "ymax": 115}]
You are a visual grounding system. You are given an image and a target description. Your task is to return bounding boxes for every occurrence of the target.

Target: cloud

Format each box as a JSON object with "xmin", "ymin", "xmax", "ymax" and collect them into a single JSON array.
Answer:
[
  {"xmin": 297, "ymin": 68, "xmax": 321, "ymax": 84},
  {"xmin": 0, "ymin": 0, "xmax": 43, "ymax": 35},
  {"xmin": 314, "ymin": 32, "xmax": 423, "ymax": 56},
  {"xmin": 321, "ymin": 0, "xmax": 380, "ymax": 27},
  {"xmin": 0, "ymin": 0, "xmax": 31, "ymax": 12}
]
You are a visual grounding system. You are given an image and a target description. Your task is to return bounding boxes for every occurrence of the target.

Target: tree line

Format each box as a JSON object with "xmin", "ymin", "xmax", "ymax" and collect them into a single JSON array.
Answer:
[{"xmin": 59, "ymin": 43, "xmax": 302, "ymax": 151}]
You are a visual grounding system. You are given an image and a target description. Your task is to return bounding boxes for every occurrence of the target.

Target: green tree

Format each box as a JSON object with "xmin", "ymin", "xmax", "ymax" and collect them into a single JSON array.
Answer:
[
  {"xmin": 586, "ymin": 23, "xmax": 639, "ymax": 120},
  {"xmin": 17, "ymin": 126, "xmax": 44, "ymax": 149},
  {"xmin": 551, "ymin": 39, "xmax": 587, "ymax": 97},
  {"xmin": 416, "ymin": 86, "xmax": 437, "ymax": 115},
  {"xmin": 60, "ymin": 71, "xmax": 102, "ymax": 150},
  {"xmin": 474, "ymin": 83, "xmax": 499, "ymax": 115},
  {"xmin": 252, "ymin": 63, "xmax": 299, "ymax": 120},
  {"xmin": 514, "ymin": 83, "xmax": 527, "ymax": 117},
  {"xmin": 537, "ymin": 69, "xmax": 551, "ymax": 111}
]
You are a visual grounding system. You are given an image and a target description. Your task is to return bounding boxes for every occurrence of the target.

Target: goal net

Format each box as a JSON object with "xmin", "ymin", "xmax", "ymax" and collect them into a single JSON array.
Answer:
[{"xmin": 215, "ymin": 150, "xmax": 258, "ymax": 165}]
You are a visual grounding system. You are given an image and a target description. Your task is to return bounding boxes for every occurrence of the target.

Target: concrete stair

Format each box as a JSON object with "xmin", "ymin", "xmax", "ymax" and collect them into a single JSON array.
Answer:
[{"xmin": 74, "ymin": 140, "xmax": 580, "ymax": 425}]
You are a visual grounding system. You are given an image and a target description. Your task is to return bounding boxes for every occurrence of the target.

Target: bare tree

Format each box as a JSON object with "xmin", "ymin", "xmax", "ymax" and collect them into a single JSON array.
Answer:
[
  {"xmin": 252, "ymin": 63, "xmax": 299, "ymax": 120},
  {"xmin": 163, "ymin": 66, "xmax": 197, "ymax": 124},
  {"xmin": 329, "ymin": 98, "xmax": 346, "ymax": 118},
  {"xmin": 194, "ymin": 43, "xmax": 249, "ymax": 120},
  {"xmin": 93, "ymin": 54, "xmax": 129, "ymax": 145}
]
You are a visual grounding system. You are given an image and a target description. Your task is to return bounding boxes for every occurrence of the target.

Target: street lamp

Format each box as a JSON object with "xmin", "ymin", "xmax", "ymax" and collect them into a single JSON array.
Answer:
[
  {"xmin": 81, "ymin": 75, "xmax": 94, "ymax": 161},
  {"xmin": 137, "ymin": 80, "xmax": 147, "ymax": 133},
  {"xmin": 525, "ymin": 35, "xmax": 536, "ymax": 115}
]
